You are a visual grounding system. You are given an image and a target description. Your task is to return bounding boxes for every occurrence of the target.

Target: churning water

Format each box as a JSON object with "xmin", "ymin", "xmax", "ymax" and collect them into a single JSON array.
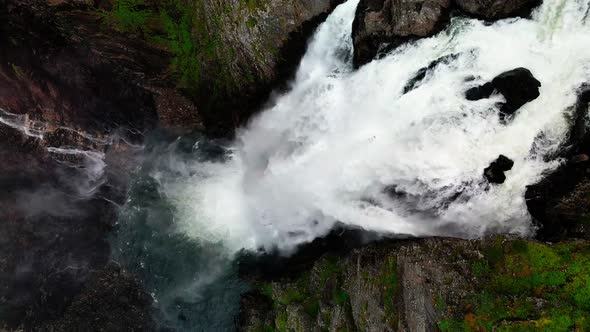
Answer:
[
  {"xmin": 157, "ymin": 0, "xmax": 590, "ymax": 253},
  {"xmin": 109, "ymin": 0, "xmax": 590, "ymax": 329}
]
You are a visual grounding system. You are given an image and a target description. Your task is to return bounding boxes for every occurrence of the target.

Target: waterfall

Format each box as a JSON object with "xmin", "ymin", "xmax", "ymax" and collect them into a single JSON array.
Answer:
[{"xmin": 157, "ymin": 0, "xmax": 590, "ymax": 252}]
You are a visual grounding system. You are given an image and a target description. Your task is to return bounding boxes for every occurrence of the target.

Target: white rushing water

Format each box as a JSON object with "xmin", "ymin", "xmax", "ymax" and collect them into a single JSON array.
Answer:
[{"xmin": 159, "ymin": 0, "xmax": 590, "ymax": 252}]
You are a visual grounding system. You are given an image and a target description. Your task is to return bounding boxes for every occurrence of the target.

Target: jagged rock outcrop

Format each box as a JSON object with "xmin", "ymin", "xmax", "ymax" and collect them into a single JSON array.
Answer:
[
  {"xmin": 455, "ymin": 0, "xmax": 542, "ymax": 19},
  {"xmin": 240, "ymin": 236, "xmax": 590, "ymax": 331},
  {"xmin": 352, "ymin": 0, "xmax": 542, "ymax": 67},
  {"xmin": 526, "ymin": 85, "xmax": 590, "ymax": 241},
  {"xmin": 352, "ymin": 0, "xmax": 452, "ymax": 67},
  {"xmin": 97, "ymin": 0, "xmax": 344, "ymax": 135}
]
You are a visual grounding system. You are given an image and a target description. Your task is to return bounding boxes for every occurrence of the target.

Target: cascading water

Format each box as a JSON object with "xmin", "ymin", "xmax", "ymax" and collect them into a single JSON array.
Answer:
[
  {"xmin": 157, "ymin": 0, "xmax": 590, "ymax": 253},
  {"xmin": 109, "ymin": 0, "xmax": 590, "ymax": 329}
]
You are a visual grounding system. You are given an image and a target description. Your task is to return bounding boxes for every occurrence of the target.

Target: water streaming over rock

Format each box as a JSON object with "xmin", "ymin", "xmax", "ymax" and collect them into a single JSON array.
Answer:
[
  {"xmin": 28, "ymin": 0, "xmax": 587, "ymax": 329},
  {"xmin": 157, "ymin": 0, "xmax": 590, "ymax": 253}
]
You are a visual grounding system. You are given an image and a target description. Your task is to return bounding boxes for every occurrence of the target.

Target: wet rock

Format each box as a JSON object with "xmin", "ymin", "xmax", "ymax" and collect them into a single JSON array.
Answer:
[
  {"xmin": 352, "ymin": 0, "xmax": 452, "ymax": 67},
  {"xmin": 403, "ymin": 53, "xmax": 459, "ymax": 93},
  {"xmin": 156, "ymin": 0, "xmax": 344, "ymax": 136},
  {"xmin": 491, "ymin": 67, "xmax": 542, "ymax": 114},
  {"xmin": 466, "ymin": 67, "xmax": 541, "ymax": 117},
  {"xmin": 484, "ymin": 154, "xmax": 514, "ymax": 184},
  {"xmin": 455, "ymin": 0, "xmax": 542, "ymax": 19},
  {"xmin": 465, "ymin": 82, "xmax": 495, "ymax": 100},
  {"xmin": 526, "ymin": 85, "xmax": 590, "ymax": 241},
  {"xmin": 0, "ymin": 1, "xmax": 160, "ymax": 328},
  {"xmin": 352, "ymin": 1, "xmax": 543, "ymax": 67}
]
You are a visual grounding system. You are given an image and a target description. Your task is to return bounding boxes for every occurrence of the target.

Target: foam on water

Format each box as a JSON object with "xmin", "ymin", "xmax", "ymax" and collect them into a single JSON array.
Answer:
[{"xmin": 160, "ymin": 0, "xmax": 590, "ymax": 252}]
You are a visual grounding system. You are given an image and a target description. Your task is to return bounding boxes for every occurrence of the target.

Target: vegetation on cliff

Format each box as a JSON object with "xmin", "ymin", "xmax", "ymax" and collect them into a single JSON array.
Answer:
[
  {"xmin": 100, "ymin": 0, "xmax": 342, "ymax": 134},
  {"xmin": 440, "ymin": 239, "xmax": 590, "ymax": 331},
  {"xmin": 102, "ymin": 0, "xmax": 235, "ymax": 97},
  {"xmin": 241, "ymin": 237, "xmax": 590, "ymax": 332}
]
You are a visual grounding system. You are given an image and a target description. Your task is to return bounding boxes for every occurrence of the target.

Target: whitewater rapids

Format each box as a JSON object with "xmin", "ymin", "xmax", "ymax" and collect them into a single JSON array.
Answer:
[{"xmin": 157, "ymin": 0, "xmax": 590, "ymax": 252}]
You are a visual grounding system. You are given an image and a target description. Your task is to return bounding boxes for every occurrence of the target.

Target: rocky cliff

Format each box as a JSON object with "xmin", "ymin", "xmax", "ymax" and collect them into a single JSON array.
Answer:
[
  {"xmin": 240, "ymin": 236, "xmax": 590, "ymax": 331},
  {"xmin": 238, "ymin": 1, "xmax": 590, "ymax": 331},
  {"xmin": 100, "ymin": 0, "xmax": 344, "ymax": 135},
  {"xmin": 0, "ymin": 0, "xmax": 343, "ymax": 329},
  {"xmin": 352, "ymin": 0, "xmax": 541, "ymax": 67}
]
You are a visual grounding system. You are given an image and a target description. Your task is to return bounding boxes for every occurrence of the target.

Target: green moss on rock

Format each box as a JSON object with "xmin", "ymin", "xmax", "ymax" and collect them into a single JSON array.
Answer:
[{"xmin": 441, "ymin": 240, "xmax": 590, "ymax": 331}]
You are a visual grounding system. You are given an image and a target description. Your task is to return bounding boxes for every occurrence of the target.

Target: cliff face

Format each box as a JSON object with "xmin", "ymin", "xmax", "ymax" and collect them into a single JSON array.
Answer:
[
  {"xmin": 0, "ymin": 0, "xmax": 347, "ymax": 329},
  {"xmin": 101, "ymin": 0, "xmax": 344, "ymax": 135},
  {"xmin": 188, "ymin": 0, "xmax": 344, "ymax": 133},
  {"xmin": 241, "ymin": 236, "xmax": 590, "ymax": 331},
  {"xmin": 351, "ymin": 0, "xmax": 541, "ymax": 67}
]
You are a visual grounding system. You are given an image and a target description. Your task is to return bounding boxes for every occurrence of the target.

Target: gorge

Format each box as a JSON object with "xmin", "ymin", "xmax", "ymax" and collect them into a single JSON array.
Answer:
[{"xmin": 1, "ymin": 0, "xmax": 590, "ymax": 331}]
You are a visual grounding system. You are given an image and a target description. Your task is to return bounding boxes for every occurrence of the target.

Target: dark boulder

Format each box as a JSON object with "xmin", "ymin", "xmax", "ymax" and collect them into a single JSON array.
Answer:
[
  {"xmin": 352, "ymin": 0, "xmax": 452, "ymax": 67},
  {"xmin": 454, "ymin": 0, "xmax": 542, "ymax": 19},
  {"xmin": 466, "ymin": 67, "xmax": 541, "ymax": 117},
  {"xmin": 492, "ymin": 68, "xmax": 542, "ymax": 114},
  {"xmin": 484, "ymin": 155, "xmax": 514, "ymax": 184}
]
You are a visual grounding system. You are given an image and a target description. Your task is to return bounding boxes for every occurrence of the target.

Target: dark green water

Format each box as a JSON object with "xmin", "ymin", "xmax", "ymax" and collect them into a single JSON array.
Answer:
[{"xmin": 111, "ymin": 130, "xmax": 249, "ymax": 331}]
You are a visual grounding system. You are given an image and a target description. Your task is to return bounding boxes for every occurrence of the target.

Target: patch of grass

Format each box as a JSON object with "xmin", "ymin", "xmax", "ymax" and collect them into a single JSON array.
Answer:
[
  {"xmin": 470, "ymin": 260, "xmax": 490, "ymax": 277},
  {"xmin": 102, "ymin": 0, "xmax": 235, "ymax": 99},
  {"xmin": 303, "ymin": 298, "xmax": 320, "ymax": 318},
  {"xmin": 275, "ymin": 310, "xmax": 288, "ymax": 332},
  {"xmin": 247, "ymin": 16, "xmax": 258, "ymax": 28},
  {"xmin": 438, "ymin": 318, "xmax": 470, "ymax": 331},
  {"xmin": 381, "ymin": 256, "xmax": 399, "ymax": 315},
  {"xmin": 317, "ymin": 256, "xmax": 342, "ymax": 285},
  {"xmin": 332, "ymin": 289, "xmax": 349, "ymax": 306},
  {"xmin": 240, "ymin": 0, "xmax": 267, "ymax": 10},
  {"xmin": 103, "ymin": 0, "xmax": 152, "ymax": 33},
  {"xmin": 258, "ymin": 282, "xmax": 273, "ymax": 299},
  {"xmin": 254, "ymin": 325, "xmax": 276, "ymax": 332},
  {"xmin": 278, "ymin": 288, "xmax": 306, "ymax": 305},
  {"xmin": 380, "ymin": 255, "xmax": 399, "ymax": 328},
  {"xmin": 159, "ymin": 4, "xmax": 202, "ymax": 89}
]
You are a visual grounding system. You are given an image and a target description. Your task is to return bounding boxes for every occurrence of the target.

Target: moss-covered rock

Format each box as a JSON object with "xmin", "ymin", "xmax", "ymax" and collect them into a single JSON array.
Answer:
[
  {"xmin": 240, "ymin": 236, "xmax": 590, "ymax": 331},
  {"xmin": 102, "ymin": 0, "xmax": 344, "ymax": 135}
]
